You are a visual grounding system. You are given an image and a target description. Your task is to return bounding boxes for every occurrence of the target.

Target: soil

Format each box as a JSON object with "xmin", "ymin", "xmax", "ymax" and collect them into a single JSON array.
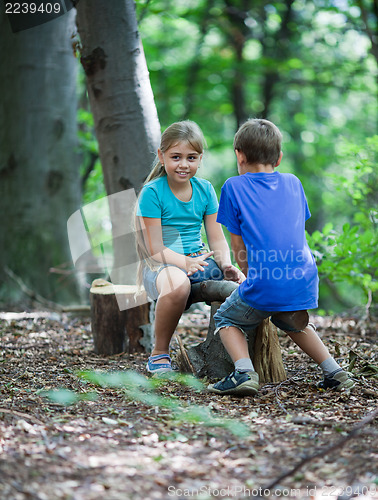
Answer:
[{"xmin": 0, "ymin": 307, "xmax": 377, "ymax": 500}]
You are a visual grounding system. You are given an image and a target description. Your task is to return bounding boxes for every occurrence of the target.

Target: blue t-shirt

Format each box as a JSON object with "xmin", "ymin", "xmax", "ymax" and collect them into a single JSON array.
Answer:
[
  {"xmin": 217, "ymin": 171, "xmax": 319, "ymax": 311},
  {"xmin": 137, "ymin": 176, "xmax": 219, "ymax": 254}
]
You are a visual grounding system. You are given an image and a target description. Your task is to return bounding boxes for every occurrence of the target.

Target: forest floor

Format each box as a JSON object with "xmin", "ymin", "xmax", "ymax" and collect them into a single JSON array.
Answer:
[{"xmin": 0, "ymin": 306, "xmax": 377, "ymax": 500}]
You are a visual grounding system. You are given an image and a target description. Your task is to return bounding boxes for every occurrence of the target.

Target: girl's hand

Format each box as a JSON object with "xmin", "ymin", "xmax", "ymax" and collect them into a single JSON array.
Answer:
[
  {"xmin": 222, "ymin": 264, "xmax": 245, "ymax": 284},
  {"xmin": 186, "ymin": 251, "xmax": 214, "ymax": 276}
]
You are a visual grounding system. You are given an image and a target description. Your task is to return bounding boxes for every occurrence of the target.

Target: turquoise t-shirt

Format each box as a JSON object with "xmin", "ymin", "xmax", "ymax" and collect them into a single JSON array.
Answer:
[{"xmin": 136, "ymin": 176, "xmax": 219, "ymax": 254}]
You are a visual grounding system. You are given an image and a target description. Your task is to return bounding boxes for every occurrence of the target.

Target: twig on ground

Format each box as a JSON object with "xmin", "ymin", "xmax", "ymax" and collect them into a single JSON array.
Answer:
[
  {"xmin": 364, "ymin": 289, "xmax": 373, "ymax": 320},
  {"xmin": 267, "ymin": 370, "xmax": 305, "ymax": 415},
  {"xmin": 0, "ymin": 343, "xmax": 50, "ymax": 350},
  {"xmin": 291, "ymin": 416, "xmax": 339, "ymax": 427},
  {"xmin": 274, "ymin": 381, "xmax": 289, "ymax": 414},
  {"xmin": 0, "ymin": 311, "xmax": 61, "ymax": 322},
  {"xmin": 175, "ymin": 334, "xmax": 195, "ymax": 374},
  {"xmin": 261, "ymin": 406, "xmax": 378, "ymax": 493},
  {"xmin": 0, "ymin": 408, "xmax": 45, "ymax": 426}
]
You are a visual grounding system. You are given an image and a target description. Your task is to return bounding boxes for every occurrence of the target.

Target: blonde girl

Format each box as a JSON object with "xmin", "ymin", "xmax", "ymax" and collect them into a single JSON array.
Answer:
[{"xmin": 136, "ymin": 121, "xmax": 244, "ymax": 374}]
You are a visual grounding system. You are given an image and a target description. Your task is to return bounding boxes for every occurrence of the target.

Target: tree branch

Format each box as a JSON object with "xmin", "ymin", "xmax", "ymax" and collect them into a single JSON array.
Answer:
[
  {"xmin": 0, "ymin": 408, "xmax": 45, "ymax": 426},
  {"xmin": 81, "ymin": 151, "xmax": 98, "ymax": 192},
  {"xmin": 137, "ymin": 0, "xmax": 153, "ymax": 25},
  {"xmin": 4, "ymin": 266, "xmax": 64, "ymax": 311},
  {"xmin": 261, "ymin": 406, "xmax": 378, "ymax": 492},
  {"xmin": 357, "ymin": 0, "xmax": 378, "ymax": 64}
]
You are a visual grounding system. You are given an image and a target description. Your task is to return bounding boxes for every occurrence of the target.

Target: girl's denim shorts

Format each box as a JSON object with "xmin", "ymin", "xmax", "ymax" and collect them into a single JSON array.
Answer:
[{"xmin": 142, "ymin": 257, "xmax": 223, "ymax": 302}]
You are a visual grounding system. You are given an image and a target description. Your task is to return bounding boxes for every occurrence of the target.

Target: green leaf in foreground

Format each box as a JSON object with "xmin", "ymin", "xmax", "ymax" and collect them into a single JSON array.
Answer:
[
  {"xmin": 41, "ymin": 388, "xmax": 97, "ymax": 406},
  {"xmin": 77, "ymin": 370, "xmax": 249, "ymax": 437}
]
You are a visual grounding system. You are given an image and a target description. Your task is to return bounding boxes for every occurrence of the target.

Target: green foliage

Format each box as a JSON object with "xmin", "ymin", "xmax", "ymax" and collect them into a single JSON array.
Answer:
[
  {"xmin": 40, "ymin": 388, "xmax": 97, "ymax": 406},
  {"xmin": 79, "ymin": 370, "xmax": 249, "ymax": 436},
  {"xmin": 79, "ymin": 1, "xmax": 376, "ymax": 312},
  {"xmin": 132, "ymin": 0, "xmax": 377, "ymax": 244},
  {"xmin": 307, "ymin": 136, "xmax": 378, "ymax": 307},
  {"xmin": 77, "ymin": 103, "xmax": 106, "ymax": 205},
  {"xmin": 42, "ymin": 370, "xmax": 249, "ymax": 437},
  {"xmin": 77, "ymin": 109, "xmax": 97, "ymax": 155}
]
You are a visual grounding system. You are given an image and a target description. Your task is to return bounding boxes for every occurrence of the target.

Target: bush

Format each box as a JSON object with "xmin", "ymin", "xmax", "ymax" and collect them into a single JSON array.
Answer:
[{"xmin": 307, "ymin": 136, "xmax": 378, "ymax": 314}]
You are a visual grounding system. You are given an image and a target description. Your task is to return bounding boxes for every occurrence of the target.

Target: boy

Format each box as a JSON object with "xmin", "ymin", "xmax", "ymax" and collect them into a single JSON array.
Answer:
[{"xmin": 208, "ymin": 119, "xmax": 354, "ymax": 396}]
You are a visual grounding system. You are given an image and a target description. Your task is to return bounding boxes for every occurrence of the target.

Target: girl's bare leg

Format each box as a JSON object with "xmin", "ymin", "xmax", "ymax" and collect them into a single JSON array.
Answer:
[{"xmin": 150, "ymin": 266, "xmax": 191, "ymax": 362}]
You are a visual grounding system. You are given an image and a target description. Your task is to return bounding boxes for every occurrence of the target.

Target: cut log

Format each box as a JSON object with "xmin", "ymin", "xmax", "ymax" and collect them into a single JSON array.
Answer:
[
  {"xmin": 190, "ymin": 280, "xmax": 239, "ymax": 305},
  {"xmin": 253, "ymin": 320, "xmax": 287, "ymax": 384},
  {"xmin": 183, "ymin": 280, "xmax": 287, "ymax": 384},
  {"xmin": 90, "ymin": 279, "xmax": 152, "ymax": 355}
]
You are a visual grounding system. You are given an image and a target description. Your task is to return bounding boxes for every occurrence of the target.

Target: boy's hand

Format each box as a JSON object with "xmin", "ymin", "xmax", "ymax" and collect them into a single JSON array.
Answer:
[
  {"xmin": 222, "ymin": 264, "xmax": 245, "ymax": 284},
  {"xmin": 186, "ymin": 251, "xmax": 214, "ymax": 276}
]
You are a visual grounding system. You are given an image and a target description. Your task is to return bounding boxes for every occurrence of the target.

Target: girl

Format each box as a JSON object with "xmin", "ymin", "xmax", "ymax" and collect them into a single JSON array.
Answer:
[{"xmin": 136, "ymin": 121, "xmax": 244, "ymax": 374}]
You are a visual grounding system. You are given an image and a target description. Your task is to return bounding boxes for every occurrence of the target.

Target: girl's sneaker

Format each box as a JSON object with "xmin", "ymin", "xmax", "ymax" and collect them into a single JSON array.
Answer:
[
  {"xmin": 318, "ymin": 370, "xmax": 355, "ymax": 392},
  {"xmin": 146, "ymin": 354, "xmax": 172, "ymax": 374},
  {"xmin": 207, "ymin": 370, "xmax": 259, "ymax": 396}
]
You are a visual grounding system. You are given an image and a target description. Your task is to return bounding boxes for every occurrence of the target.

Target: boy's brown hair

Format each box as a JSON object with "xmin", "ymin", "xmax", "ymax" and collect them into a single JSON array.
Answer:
[{"xmin": 234, "ymin": 118, "xmax": 282, "ymax": 166}]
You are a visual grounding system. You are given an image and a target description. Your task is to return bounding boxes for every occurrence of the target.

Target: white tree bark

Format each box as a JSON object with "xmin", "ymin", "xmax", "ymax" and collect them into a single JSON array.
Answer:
[
  {"xmin": 0, "ymin": 8, "xmax": 82, "ymax": 305},
  {"xmin": 76, "ymin": 0, "xmax": 161, "ymax": 284}
]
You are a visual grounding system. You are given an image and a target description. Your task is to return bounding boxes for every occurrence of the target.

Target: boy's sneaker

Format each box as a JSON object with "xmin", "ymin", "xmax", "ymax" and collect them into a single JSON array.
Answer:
[
  {"xmin": 208, "ymin": 370, "xmax": 259, "ymax": 396},
  {"xmin": 318, "ymin": 370, "xmax": 355, "ymax": 392}
]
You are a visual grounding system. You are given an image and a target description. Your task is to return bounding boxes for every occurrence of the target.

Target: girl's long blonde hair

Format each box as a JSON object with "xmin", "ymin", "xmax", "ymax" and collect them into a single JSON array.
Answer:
[{"xmin": 134, "ymin": 120, "xmax": 206, "ymax": 288}]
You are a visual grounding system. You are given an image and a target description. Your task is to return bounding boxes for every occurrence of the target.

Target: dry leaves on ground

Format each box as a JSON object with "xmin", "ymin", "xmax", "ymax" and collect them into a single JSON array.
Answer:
[{"xmin": 0, "ymin": 307, "xmax": 377, "ymax": 500}]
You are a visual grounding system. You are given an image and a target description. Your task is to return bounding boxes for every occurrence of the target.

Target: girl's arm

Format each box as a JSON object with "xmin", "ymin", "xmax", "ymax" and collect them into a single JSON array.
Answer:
[
  {"xmin": 139, "ymin": 216, "xmax": 213, "ymax": 274},
  {"xmin": 204, "ymin": 213, "xmax": 245, "ymax": 283}
]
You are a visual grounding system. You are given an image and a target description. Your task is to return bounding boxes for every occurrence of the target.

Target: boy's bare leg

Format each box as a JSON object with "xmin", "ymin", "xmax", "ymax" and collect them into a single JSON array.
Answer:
[
  {"xmin": 287, "ymin": 324, "xmax": 355, "ymax": 391},
  {"xmin": 151, "ymin": 267, "xmax": 191, "ymax": 361},
  {"xmin": 208, "ymin": 326, "xmax": 258, "ymax": 395},
  {"xmin": 286, "ymin": 324, "xmax": 331, "ymax": 365},
  {"xmin": 219, "ymin": 326, "xmax": 250, "ymax": 363}
]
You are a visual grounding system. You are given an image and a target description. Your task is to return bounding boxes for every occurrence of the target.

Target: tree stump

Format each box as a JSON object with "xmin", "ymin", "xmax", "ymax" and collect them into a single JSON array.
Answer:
[
  {"xmin": 252, "ymin": 319, "xmax": 287, "ymax": 384},
  {"xmin": 181, "ymin": 280, "xmax": 287, "ymax": 384},
  {"xmin": 90, "ymin": 279, "xmax": 153, "ymax": 355}
]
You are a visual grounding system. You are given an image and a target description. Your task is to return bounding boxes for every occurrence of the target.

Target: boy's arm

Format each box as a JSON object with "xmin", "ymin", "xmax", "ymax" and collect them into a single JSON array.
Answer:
[
  {"xmin": 230, "ymin": 232, "xmax": 248, "ymax": 277},
  {"xmin": 204, "ymin": 213, "xmax": 244, "ymax": 283}
]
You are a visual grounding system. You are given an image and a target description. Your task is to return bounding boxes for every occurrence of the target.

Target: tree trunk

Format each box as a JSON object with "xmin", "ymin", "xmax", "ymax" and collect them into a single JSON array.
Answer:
[
  {"xmin": 0, "ymin": 8, "xmax": 82, "ymax": 306},
  {"xmin": 261, "ymin": 0, "xmax": 295, "ymax": 118},
  {"xmin": 224, "ymin": 1, "xmax": 250, "ymax": 127},
  {"xmin": 75, "ymin": 0, "xmax": 161, "ymax": 285}
]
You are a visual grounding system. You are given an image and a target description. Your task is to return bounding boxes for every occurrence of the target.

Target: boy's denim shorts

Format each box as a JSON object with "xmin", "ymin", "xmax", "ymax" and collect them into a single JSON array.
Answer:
[
  {"xmin": 142, "ymin": 257, "xmax": 223, "ymax": 302},
  {"xmin": 213, "ymin": 289, "xmax": 309, "ymax": 336}
]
